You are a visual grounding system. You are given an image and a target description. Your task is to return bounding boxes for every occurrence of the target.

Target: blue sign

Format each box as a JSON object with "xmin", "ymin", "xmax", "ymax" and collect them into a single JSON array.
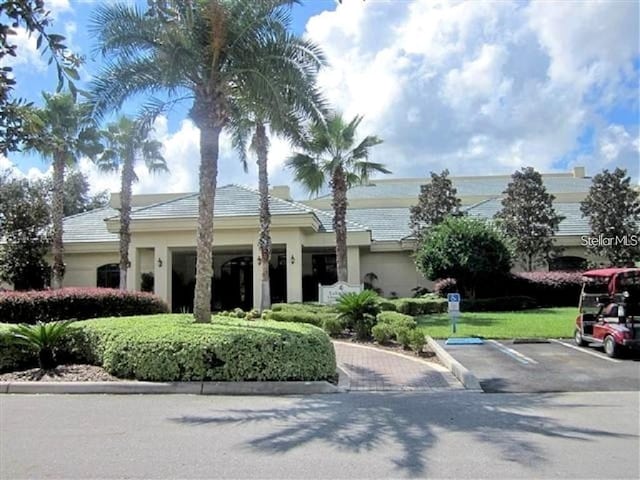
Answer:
[{"xmin": 447, "ymin": 293, "xmax": 461, "ymax": 303}]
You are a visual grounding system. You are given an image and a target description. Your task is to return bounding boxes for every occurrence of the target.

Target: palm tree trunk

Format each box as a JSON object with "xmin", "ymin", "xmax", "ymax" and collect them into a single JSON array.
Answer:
[
  {"xmin": 331, "ymin": 166, "xmax": 348, "ymax": 283},
  {"xmin": 51, "ymin": 153, "xmax": 66, "ymax": 289},
  {"xmin": 193, "ymin": 123, "xmax": 221, "ymax": 323},
  {"xmin": 255, "ymin": 122, "xmax": 271, "ymax": 312},
  {"xmin": 119, "ymin": 152, "xmax": 134, "ymax": 290}
]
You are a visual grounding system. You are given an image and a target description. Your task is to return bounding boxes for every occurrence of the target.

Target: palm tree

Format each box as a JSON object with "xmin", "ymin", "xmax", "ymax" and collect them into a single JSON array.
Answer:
[
  {"xmin": 90, "ymin": 0, "xmax": 325, "ymax": 322},
  {"xmin": 24, "ymin": 93, "xmax": 102, "ymax": 289},
  {"xmin": 96, "ymin": 116, "xmax": 167, "ymax": 290},
  {"xmin": 286, "ymin": 113, "xmax": 388, "ymax": 282},
  {"xmin": 231, "ymin": 32, "xmax": 326, "ymax": 311}
]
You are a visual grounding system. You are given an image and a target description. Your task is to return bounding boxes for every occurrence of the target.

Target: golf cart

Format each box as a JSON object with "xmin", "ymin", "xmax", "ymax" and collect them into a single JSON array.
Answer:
[{"xmin": 574, "ymin": 268, "xmax": 640, "ymax": 357}]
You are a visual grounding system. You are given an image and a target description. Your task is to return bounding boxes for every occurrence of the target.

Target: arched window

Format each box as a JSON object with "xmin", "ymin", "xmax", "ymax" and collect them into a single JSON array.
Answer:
[
  {"xmin": 97, "ymin": 264, "xmax": 120, "ymax": 288},
  {"xmin": 549, "ymin": 256, "xmax": 587, "ymax": 272}
]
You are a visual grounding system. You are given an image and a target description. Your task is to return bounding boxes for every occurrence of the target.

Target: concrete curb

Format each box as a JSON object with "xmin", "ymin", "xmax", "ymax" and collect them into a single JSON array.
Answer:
[
  {"xmin": 0, "ymin": 379, "xmax": 341, "ymax": 396},
  {"xmin": 336, "ymin": 365, "xmax": 351, "ymax": 392},
  {"xmin": 426, "ymin": 336, "xmax": 483, "ymax": 391}
]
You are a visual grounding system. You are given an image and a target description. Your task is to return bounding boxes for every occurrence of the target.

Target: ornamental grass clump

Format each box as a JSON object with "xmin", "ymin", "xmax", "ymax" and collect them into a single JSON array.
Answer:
[
  {"xmin": 10, "ymin": 320, "xmax": 74, "ymax": 370},
  {"xmin": 336, "ymin": 290, "xmax": 381, "ymax": 340}
]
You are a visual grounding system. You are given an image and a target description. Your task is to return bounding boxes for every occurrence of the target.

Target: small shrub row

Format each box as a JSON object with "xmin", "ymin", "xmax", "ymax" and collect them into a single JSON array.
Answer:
[
  {"xmin": 373, "ymin": 311, "xmax": 424, "ymax": 352},
  {"xmin": 0, "ymin": 288, "xmax": 169, "ymax": 324},
  {"xmin": 392, "ymin": 296, "xmax": 447, "ymax": 316},
  {"xmin": 263, "ymin": 309, "xmax": 336, "ymax": 328},
  {"xmin": 461, "ymin": 296, "xmax": 539, "ymax": 312}
]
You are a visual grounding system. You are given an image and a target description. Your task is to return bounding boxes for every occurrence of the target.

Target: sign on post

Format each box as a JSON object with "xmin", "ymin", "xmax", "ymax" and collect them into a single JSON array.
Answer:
[
  {"xmin": 447, "ymin": 293, "xmax": 461, "ymax": 333},
  {"xmin": 318, "ymin": 281, "xmax": 363, "ymax": 305}
]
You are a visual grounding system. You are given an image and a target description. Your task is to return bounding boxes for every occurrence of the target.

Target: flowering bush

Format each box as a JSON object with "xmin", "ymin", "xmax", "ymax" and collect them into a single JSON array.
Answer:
[{"xmin": 0, "ymin": 288, "xmax": 169, "ymax": 324}]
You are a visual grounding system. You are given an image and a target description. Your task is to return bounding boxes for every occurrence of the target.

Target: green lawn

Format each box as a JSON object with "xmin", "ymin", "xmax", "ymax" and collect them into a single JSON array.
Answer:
[{"xmin": 416, "ymin": 307, "xmax": 576, "ymax": 339}]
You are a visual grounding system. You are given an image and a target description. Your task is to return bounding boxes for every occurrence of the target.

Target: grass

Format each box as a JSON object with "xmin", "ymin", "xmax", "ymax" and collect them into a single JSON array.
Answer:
[{"xmin": 416, "ymin": 307, "xmax": 576, "ymax": 339}]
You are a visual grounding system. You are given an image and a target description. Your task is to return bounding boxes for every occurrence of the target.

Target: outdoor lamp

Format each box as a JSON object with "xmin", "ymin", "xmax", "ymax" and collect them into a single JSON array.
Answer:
[
  {"xmin": 290, "ymin": 254, "xmax": 295, "ymax": 265},
  {"xmin": 157, "ymin": 258, "xmax": 163, "ymax": 268}
]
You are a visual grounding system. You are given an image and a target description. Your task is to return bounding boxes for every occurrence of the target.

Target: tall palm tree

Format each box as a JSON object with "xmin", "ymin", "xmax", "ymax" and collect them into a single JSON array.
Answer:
[
  {"xmin": 24, "ymin": 93, "xmax": 102, "ymax": 289},
  {"xmin": 231, "ymin": 30, "xmax": 326, "ymax": 311},
  {"xmin": 90, "ymin": 0, "xmax": 325, "ymax": 322},
  {"xmin": 96, "ymin": 116, "xmax": 167, "ymax": 290},
  {"xmin": 286, "ymin": 113, "xmax": 388, "ymax": 282}
]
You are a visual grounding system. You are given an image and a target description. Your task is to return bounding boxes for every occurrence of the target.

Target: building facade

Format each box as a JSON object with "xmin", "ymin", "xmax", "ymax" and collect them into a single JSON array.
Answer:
[{"xmin": 60, "ymin": 167, "xmax": 597, "ymax": 310}]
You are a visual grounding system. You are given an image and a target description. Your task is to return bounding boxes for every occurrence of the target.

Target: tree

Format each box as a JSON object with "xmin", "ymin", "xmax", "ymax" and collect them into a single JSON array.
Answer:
[
  {"xmin": 23, "ymin": 93, "xmax": 103, "ymax": 289},
  {"xmin": 0, "ymin": 171, "xmax": 51, "ymax": 290},
  {"xmin": 1, "ymin": 0, "xmax": 83, "ymax": 154},
  {"xmin": 409, "ymin": 169, "xmax": 462, "ymax": 240},
  {"xmin": 494, "ymin": 167, "xmax": 563, "ymax": 271},
  {"xmin": 581, "ymin": 168, "xmax": 640, "ymax": 266},
  {"xmin": 415, "ymin": 216, "xmax": 512, "ymax": 299},
  {"xmin": 62, "ymin": 170, "xmax": 109, "ymax": 217},
  {"xmin": 231, "ymin": 31, "xmax": 326, "ymax": 311},
  {"xmin": 286, "ymin": 113, "xmax": 387, "ymax": 282},
  {"xmin": 90, "ymin": 0, "xmax": 325, "ymax": 322},
  {"xmin": 96, "ymin": 116, "xmax": 167, "ymax": 290}
]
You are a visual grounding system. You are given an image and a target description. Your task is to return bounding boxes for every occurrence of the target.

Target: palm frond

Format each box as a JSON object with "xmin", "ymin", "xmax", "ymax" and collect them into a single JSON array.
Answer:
[{"xmin": 285, "ymin": 153, "xmax": 325, "ymax": 196}]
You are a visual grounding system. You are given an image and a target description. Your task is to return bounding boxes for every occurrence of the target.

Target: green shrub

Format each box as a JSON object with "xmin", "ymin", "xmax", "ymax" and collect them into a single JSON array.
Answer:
[
  {"xmin": 266, "ymin": 310, "xmax": 337, "ymax": 328},
  {"xmin": 10, "ymin": 320, "xmax": 74, "ymax": 370},
  {"xmin": 376, "ymin": 311, "xmax": 417, "ymax": 330},
  {"xmin": 377, "ymin": 299, "xmax": 397, "ymax": 312},
  {"xmin": 336, "ymin": 290, "xmax": 381, "ymax": 340},
  {"xmin": 393, "ymin": 297, "xmax": 447, "ymax": 316},
  {"xmin": 0, "ymin": 288, "xmax": 169, "ymax": 324},
  {"xmin": 396, "ymin": 327, "xmax": 411, "ymax": 349},
  {"xmin": 461, "ymin": 296, "xmax": 538, "ymax": 312},
  {"xmin": 63, "ymin": 315, "xmax": 336, "ymax": 382},
  {"xmin": 271, "ymin": 303, "xmax": 336, "ymax": 314},
  {"xmin": 322, "ymin": 316, "xmax": 344, "ymax": 337},
  {"xmin": 408, "ymin": 329, "xmax": 426, "ymax": 353},
  {"xmin": 0, "ymin": 324, "xmax": 36, "ymax": 372},
  {"xmin": 371, "ymin": 323, "xmax": 394, "ymax": 344}
]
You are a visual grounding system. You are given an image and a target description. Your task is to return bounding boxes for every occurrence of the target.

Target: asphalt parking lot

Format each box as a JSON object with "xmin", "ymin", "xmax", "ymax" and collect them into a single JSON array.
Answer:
[{"xmin": 439, "ymin": 339, "xmax": 640, "ymax": 393}]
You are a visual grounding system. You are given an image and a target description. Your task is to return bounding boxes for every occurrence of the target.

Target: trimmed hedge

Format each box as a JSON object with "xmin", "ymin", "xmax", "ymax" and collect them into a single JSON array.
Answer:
[
  {"xmin": 377, "ymin": 299, "xmax": 398, "ymax": 312},
  {"xmin": 0, "ymin": 288, "xmax": 169, "ymax": 324},
  {"xmin": 461, "ymin": 296, "xmax": 539, "ymax": 312},
  {"xmin": 376, "ymin": 311, "xmax": 417, "ymax": 330},
  {"xmin": 392, "ymin": 296, "xmax": 447, "ymax": 316},
  {"xmin": 271, "ymin": 303, "xmax": 337, "ymax": 314},
  {"xmin": 264, "ymin": 310, "xmax": 338, "ymax": 328},
  {"xmin": 1, "ymin": 314, "xmax": 337, "ymax": 381}
]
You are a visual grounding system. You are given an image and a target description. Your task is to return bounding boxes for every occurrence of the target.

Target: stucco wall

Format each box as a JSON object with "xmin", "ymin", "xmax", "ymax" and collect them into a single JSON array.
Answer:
[
  {"xmin": 64, "ymin": 252, "xmax": 120, "ymax": 288},
  {"xmin": 360, "ymin": 251, "xmax": 431, "ymax": 298}
]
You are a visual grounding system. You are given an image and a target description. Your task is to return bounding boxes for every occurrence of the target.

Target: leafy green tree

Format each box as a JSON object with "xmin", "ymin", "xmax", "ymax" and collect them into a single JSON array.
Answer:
[
  {"xmin": 494, "ymin": 167, "xmax": 563, "ymax": 271},
  {"xmin": 415, "ymin": 216, "xmax": 512, "ymax": 299},
  {"xmin": 0, "ymin": 171, "xmax": 51, "ymax": 290},
  {"xmin": 581, "ymin": 168, "xmax": 640, "ymax": 266},
  {"xmin": 231, "ymin": 31, "xmax": 326, "ymax": 311},
  {"xmin": 409, "ymin": 169, "xmax": 462, "ymax": 240},
  {"xmin": 1, "ymin": 0, "xmax": 83, "ymax": 153},
  {"xmin": 90, "ymin": 0, "xmax": 324, "ymax": 322},
  {"xmin": 23, "ymin": 93, "xmax": 103, "ymax": 289},
  {"xmin": 62, "ymin": 170, "xmax": 109, "ymax": 217},
  {"xmin": 287, "ymin": 113, "xmax": 387, "ymax": 282},
  {"xmin": 96, "ymin": 116, "xmax": 167, "ymax": 289}
]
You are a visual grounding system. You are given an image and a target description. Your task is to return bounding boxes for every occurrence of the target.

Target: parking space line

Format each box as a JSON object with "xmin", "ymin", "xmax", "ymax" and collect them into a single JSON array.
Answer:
[
  {"xmin": 550, "ymin": 339, "xmax": 621, "ymax": 363},
  {"xmin": 487, "ymin": 340, "xmax": 538, "ymax": 365}
]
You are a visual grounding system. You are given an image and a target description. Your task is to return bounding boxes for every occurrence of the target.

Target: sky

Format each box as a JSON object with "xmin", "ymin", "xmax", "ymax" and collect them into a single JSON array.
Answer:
[{"xmin": 1, "ymin": 0, "xmax": 639, "ymax": 199}]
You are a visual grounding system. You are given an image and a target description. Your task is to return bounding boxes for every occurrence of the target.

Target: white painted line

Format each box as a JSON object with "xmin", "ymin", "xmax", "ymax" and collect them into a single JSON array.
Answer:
[
  {"xmin": 487, "ymin": 340, "xmax": 538, "ymax": 365},
  {"xmin": 550, "ymin": 339, "xmax": 621, "ymax": 363}
]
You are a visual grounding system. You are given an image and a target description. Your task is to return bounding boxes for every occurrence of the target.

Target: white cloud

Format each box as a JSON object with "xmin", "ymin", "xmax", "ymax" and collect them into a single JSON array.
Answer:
[{"xmin": 0, "ymin": 27, "xmax": 48, "ymax": 71}]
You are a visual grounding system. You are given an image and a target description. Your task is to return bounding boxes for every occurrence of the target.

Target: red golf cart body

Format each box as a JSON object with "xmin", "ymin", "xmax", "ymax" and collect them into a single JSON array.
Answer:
[{"xmin": 574, "ymin": 268, "xmax": 640, "ymax": 357}]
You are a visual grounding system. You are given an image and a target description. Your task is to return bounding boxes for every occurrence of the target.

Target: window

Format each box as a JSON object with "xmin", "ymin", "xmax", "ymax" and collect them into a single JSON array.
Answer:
[{"xmin": 97, "ymin": 264, "xmax": 120, "ymax": 288}]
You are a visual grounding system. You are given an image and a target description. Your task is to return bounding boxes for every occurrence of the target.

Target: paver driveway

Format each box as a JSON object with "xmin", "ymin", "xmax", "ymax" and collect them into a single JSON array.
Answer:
[{"xmin": 333, "ymin": 341, "xmax": 463, "ymax": 391}]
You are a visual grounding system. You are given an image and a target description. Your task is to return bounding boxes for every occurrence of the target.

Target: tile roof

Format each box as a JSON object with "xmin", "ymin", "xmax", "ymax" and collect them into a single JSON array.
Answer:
[
  {"xmin": 62, "ymin": 207, "xmax": 120, "ymax": 243},
  {"xmin": 319, "ymin": 175, "xmax": 593, "ymax": 200}
]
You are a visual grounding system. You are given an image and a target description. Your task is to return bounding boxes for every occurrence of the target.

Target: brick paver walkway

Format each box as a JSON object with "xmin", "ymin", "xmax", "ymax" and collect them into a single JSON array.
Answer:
[{"xmin": 333, "ymin": 341, "xmax": 463, "ymax": 392}]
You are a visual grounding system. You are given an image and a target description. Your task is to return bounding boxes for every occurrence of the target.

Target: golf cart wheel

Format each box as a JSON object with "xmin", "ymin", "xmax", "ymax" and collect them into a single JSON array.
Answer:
[
  {"xmin": 574, "ymin": 329, "xmax": 587, "ymax": 347},
  {"xmin": 603, "ymin": 335, "xmax": 620, "ymax": 358}
]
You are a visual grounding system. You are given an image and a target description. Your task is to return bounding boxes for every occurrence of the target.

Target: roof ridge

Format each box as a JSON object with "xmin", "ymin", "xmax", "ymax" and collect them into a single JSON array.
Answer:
[
  {"xmin": 231, "ymin": 183, "xmax": 313, "ymax": 215},
  {"xmin": 314, "ymin": 206, "xmax": 371, "ymax": 231},
  {"xmin": 63, "ymin": 205, "xmax": 115, "ymax": 221},
  {"xmin": 463, "ymin": 196, "xmax": 501, "ymax": 212},
  {"xmin": 126, "ymin": 192, "xmax": 199, "ymax": 216}
]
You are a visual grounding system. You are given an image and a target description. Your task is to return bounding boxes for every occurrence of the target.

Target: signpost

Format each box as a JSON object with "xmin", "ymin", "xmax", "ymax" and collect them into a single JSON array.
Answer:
[{"xmin": 447, "ymin": 293, "xmax": 461, "ymax": 334}]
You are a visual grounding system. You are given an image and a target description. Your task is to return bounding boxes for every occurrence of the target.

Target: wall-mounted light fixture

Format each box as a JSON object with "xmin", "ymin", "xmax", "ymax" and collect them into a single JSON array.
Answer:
[
  {"xmin": 157, "ymin": 258, "xmax": 163, "ymax": 268},
  {"xmin": 256, "ymin": 256, "xmax": 262, "ymax": 266},
  {"xmin": 290, "ymin": 254, "xmax": 295, "ymax": 265}
]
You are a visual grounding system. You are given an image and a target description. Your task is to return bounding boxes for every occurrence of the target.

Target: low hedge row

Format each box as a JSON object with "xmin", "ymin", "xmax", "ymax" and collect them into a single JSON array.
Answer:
[
  {"xmin": 392, "ymin": 296, "xmax": 447, "ymax": 316},
  {"xmin": 264, "ymin": 310, "xmax": 338, "ymax": 328},
  {"xmin": 1, "ymin": 315, "xmax": 337, "ymax": 381},
  {"xmin": 461, "ymin": 296, "xmax": 539, "ymax": 312},
  {"xmin": 0, "ymin": 288, "xmax": 169, "ymax": 324},
  {"xmin": 373, "ymin": 311, "xmax": 424, "ymax": 350}
]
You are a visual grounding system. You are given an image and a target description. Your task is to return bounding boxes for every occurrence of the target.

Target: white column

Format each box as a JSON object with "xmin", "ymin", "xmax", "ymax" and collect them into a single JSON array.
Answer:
[
  {"xmin": 252, "ymin": 241, "xmax": 261, "ymax": 310},
  {"xmin": 128, "ymin": 246, "xmax": 141, "ymax": 291},
  {"xmin": 286, "ymin": 237, "xmax": 303, "ymax": 303},
  {"xmin": 154, "ymin": 244, "xmax": 172, "ymax": 308},
  {"xmin": 347, "ymin": 246, "xmax": 361, "ymax": 284}
]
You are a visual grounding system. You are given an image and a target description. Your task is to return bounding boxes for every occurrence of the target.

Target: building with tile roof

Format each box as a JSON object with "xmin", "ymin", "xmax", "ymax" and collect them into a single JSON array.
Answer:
[{"xmin": 56, "ymin": 166, "xmax": 602, "ymax": 310}]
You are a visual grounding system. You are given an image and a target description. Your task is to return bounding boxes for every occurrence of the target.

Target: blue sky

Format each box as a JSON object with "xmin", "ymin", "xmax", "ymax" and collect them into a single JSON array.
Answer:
[{"xmin": 2, "ymin": 0, "xmax": 638, "ymax": 196}]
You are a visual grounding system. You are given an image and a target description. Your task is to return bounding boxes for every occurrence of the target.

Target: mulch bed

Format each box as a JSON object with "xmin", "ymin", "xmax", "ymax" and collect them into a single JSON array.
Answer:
[{"xmin": 0, "ymin": 364, "xmax": 118, "ymax": 382}]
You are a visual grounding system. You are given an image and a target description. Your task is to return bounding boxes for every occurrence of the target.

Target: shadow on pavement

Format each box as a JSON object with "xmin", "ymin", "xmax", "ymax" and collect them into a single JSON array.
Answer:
[{"xmin": 169, "ymin": 392, "xmax": 631, "ymax": 477}]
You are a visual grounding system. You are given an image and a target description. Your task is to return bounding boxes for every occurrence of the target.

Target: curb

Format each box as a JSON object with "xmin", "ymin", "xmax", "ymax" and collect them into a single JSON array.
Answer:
[
  {"xmin": 0, "ymin": 379, "xmax": 341, "ymax": 396},
  {"xmin": 336, "ymin": 365, "xmax": 351, "ymax": 392},
  {"xmin": 426, "ymin": 336, "xmax": 483, "ymax": 391}
]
